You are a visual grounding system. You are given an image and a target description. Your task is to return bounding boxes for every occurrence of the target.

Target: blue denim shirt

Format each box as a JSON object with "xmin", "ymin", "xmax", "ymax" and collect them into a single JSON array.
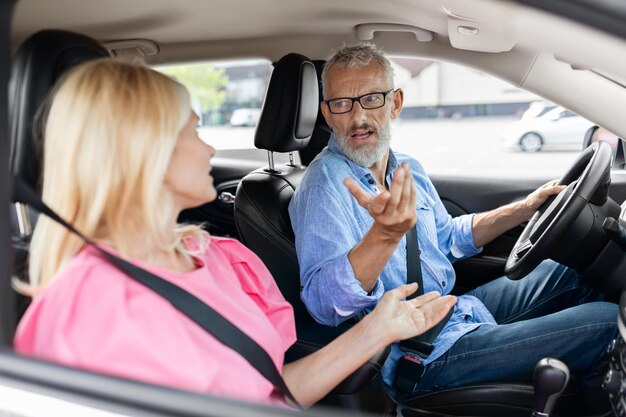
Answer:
[{"xmin": 288, "ymin": 135, "xmax": 497, "ymax": 388}]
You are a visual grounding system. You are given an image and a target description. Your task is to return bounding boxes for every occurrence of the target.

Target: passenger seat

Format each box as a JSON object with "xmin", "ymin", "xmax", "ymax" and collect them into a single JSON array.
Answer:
[{"xmin": 7, "ymin": 29, "xmax": 109, "ymax": 333}]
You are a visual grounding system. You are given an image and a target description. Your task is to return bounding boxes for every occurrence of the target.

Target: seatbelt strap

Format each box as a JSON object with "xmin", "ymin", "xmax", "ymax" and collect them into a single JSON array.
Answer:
[
  {"xmin": 11, "ymin": 176, "xmax": 300, "ymax": 408},
  {"xmin": 405, "ymin": 225, "xmax": 423, "ymax": 300},
  {"xmin": 399, "ymin": 225, "xmax": 452, "ymax": 358}
]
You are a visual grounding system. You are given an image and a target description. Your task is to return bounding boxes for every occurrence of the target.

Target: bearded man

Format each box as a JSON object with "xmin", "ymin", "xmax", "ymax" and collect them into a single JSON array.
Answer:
[{"xmin": 288, "ymin": 43, "xmax": 616, "ymax": 402}]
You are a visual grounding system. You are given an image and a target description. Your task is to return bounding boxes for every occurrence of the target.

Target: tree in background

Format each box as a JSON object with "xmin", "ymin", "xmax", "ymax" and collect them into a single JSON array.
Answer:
[{"xmin": 159, "ymin": 65, "xmax": 228, "ymax": 125}]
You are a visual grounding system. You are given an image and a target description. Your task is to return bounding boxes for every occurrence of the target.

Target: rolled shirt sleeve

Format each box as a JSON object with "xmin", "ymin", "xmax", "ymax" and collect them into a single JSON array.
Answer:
[{"xmin": 449, "ymin": 213, "xmax": 481, "ymax": 260}]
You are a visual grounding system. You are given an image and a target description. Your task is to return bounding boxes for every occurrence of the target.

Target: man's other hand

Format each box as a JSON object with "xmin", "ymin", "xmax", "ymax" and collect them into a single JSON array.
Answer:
[{"xmin": 521, "ymin": 179, "xmax": 567, "ymax": 220}]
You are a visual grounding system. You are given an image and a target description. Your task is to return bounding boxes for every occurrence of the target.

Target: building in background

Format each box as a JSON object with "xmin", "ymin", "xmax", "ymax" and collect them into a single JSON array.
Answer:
[
  {"xmin": 210, "ymin": 60, "xmax": 272, "ymax": 126},
  {"xmin": 392, "ymin": 59, "xmax": 541, "ymax": 119}
]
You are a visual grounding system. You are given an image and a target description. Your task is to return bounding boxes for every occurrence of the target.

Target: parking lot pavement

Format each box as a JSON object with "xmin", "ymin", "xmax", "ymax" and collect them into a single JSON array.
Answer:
[{"xmin": 392, "ymin": 117, "xmax": 582, "ymax": 179}]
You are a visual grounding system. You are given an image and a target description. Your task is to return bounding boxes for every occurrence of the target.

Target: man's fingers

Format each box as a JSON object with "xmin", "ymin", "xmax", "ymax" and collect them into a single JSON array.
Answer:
[
  {"xmin": 551, "ymin": 185, "xmax": 567, "ymax": 193},
  {"xmin": 540, "ymin": 184, "xmax": 566, "ymax": 198},
  {"xmin": 397, "ymin": 164, "xmax": 415, "ymax": 213},
  {"xmin": 343, "ymin": 178, "xmax": 372, "ymax": 208},
  {"xmin": 410, "ymin": 178, "xmax": 417, "ymax": 211},
  {"xmin": 384, "ymin": 166, "xmax": 405, "ymax": 214},
  {"xmin": 344, "ymin": 177, "xmax": 392, "ymax": 215},
  {"xmin": 541, "ymin": 179, "xmax": 566, "ymax": 194},
  {"xmin": 370, "ymin": 191, "xmax": 391, "ymax": 215}
]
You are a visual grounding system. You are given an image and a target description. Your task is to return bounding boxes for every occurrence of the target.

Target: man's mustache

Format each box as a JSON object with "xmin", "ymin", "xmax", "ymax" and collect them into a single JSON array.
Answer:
[{"xmin": 348, "ymin": 124, "xmax": 376, "ymax": 133}]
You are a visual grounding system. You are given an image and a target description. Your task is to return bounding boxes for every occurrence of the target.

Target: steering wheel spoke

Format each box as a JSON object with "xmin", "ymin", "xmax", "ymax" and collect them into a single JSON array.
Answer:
[{"xmin": 513, "ymin": 238, "xmax": 533, "ymax": 260}]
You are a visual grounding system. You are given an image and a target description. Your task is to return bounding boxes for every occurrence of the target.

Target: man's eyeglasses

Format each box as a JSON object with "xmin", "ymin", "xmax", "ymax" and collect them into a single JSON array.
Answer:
[{"xmin": 324, "ymin": 89, "xmax": 394, "ymax": 114}]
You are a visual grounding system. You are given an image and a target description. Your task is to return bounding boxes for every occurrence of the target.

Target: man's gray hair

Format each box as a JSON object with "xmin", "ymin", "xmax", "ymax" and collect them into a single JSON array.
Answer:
[{"xmin": 321, "ymin": 43, "xmax": 394, "ymax": 98}]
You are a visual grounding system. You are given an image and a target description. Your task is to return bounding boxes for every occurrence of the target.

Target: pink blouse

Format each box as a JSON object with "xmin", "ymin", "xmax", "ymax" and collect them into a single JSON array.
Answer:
[{"xmin": 14, "ymin": 237, "xmax": 296, "ymax": 406}]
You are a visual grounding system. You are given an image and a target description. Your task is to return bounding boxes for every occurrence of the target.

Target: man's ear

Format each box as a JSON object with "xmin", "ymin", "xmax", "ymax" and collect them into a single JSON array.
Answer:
[
  {"xmin": 390, "ymin": 88, "xmax": 404, "ymax": 119},
  {"xmin": 320, "ymin": 101, "xmax": 333, "ymax": 130}
]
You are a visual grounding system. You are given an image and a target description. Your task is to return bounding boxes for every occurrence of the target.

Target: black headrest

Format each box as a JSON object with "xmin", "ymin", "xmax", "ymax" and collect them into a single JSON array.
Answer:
[
  {"xmin": 9, "ymin": 29, "xmax": 109, "ymax": 190},
  {"xmin": 298, "ymin": 60, "xmax": 332, "ymax": 165},
  {"xmin": 254, "ymin": 53, "xmax": 319, "ymax": 153}
]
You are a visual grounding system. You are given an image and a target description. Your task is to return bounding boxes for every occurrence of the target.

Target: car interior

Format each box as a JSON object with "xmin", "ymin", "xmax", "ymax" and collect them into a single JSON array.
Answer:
[{"xmin": 3, "ymin": 0, "xmax": 626, "ymax": 416}]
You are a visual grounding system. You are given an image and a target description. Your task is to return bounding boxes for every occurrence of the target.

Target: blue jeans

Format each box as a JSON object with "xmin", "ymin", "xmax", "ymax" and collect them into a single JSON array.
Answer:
[{"xmin": 406, "ymin": 260, "xmax": 618, "ymax": 395}]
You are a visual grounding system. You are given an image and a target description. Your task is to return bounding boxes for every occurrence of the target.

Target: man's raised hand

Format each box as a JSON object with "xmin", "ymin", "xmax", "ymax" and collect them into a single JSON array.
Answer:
[{"xmin": 343, "ymin": 162, "xmax": 417, "ymax": 243}]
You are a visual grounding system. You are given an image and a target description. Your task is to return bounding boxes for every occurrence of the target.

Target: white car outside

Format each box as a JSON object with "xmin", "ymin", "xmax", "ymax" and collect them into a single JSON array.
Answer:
[
  {"xmin": 229, "ymin": 108, "xmax": 261, "ymax": 127},
  {"xmin": 502, "ymin": 106, "xmax": 595, "ymax": 152},
  {"xmin": 520, "ymin": 100, "xmax": 557, "ymax": 121}
]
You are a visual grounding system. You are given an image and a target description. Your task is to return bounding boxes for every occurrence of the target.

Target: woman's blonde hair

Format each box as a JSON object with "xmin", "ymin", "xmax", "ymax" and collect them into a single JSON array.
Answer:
[{"xmin": 23, "ymin": 59, "xmax": 206, "ymax": 295}]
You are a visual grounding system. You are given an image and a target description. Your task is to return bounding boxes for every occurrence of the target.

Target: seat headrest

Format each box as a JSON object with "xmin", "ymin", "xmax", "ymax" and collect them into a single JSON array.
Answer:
[
  {"xmin": 9, "ymin": 29, "xmax": 109, "ymax": 189},
  {"xmin": 254, "ymin": 53, "xmax": 319, "ymax": 153}
]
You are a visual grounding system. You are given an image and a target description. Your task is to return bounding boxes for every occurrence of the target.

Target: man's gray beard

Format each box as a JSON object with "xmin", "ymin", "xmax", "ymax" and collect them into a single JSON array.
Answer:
[{"xmin": 336, "ymin": 124, "xmax": 392, "ymax": 168}]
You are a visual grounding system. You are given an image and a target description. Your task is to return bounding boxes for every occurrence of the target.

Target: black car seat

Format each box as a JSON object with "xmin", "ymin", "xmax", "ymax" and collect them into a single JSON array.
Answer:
[
  {"xmin": 7, "ymin": 29, "xmax": 109, "ymax": 333},
  {"xmin": 234, "ymin": 52, "xmax": 586, "ymax": 417},
  {"xmin": 234, "ymin": 53, "xmax": 391, "ymax": 413},
  {"xmin": 234, "ymin": 53, "xmax": 327, "ymax": 335},
  {"xmin": 297, "ymin": 60, "xmax": 332, "ymax": 166}
]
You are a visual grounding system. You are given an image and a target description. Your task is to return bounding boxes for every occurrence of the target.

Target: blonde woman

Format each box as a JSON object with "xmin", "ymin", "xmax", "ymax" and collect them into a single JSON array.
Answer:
[{"xmin": 13, "ymin": 59, "xmax": 456, "ymax": 408}]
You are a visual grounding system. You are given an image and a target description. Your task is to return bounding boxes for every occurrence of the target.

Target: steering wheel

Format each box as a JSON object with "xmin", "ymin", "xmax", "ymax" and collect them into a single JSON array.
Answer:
[{"xmin": 505, "ymin": 141, "xmax": 613, "ymax": 280}]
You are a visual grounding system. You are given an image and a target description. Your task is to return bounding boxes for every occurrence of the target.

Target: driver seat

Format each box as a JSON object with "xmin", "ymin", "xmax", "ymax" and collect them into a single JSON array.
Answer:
[{"xmin": 234, "ymin": 53, "xmax": 586, "ymax": 417}]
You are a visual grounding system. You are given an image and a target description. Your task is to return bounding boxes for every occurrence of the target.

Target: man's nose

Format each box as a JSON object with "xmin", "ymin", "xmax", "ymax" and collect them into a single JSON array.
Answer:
[{"xmin": 350, "ymin": 100, "xmax": 367, "ymax": 121}]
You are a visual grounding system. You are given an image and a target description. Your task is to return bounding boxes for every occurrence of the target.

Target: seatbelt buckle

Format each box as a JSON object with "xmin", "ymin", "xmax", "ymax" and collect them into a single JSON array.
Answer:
[
  {"xmin": 402, "ymin": 353, "xmax": 422, "ymax": 365},
  {"xmin": 393, "ymin": 353, "xmax": 426, "ymax": 393}
]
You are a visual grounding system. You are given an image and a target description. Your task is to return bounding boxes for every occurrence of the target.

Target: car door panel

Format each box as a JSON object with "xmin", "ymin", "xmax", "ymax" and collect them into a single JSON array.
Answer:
[
  {"xmin": 432, "ymin": 175, "xmax": 545, "ymax": 293},
  {"xmin": 432, "ymin": 173, "xmax": 626, "ymax": 294}
]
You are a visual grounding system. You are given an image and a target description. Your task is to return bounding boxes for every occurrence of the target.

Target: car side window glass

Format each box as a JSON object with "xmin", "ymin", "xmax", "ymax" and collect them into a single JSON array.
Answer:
[
  {"xmin": 387, "ymin": 58, "xmax": 601, "ymax": 179},
  {"xmin": 155, "ymin": 59, "xmax": 295, "ymax": 164}
]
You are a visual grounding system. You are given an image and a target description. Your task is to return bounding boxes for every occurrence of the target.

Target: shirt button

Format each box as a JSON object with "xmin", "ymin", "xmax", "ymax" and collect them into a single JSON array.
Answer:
[
  {"xmin": 441, "ymin": 280, "xmax": 446, "ymax": 287},
  {"xmin": 368, "ymin": 179, "xmax": 375, "ymax": 184}
]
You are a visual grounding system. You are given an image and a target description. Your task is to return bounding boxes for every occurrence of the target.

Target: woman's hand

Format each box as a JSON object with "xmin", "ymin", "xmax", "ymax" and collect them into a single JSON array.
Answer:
[
  {"xmin": 368, "ymin": 283, "xmax": 457, "ymax": 344},
  {"xmin": 282, "ymin": 283, "xmax": 456, "ymax": 407}
]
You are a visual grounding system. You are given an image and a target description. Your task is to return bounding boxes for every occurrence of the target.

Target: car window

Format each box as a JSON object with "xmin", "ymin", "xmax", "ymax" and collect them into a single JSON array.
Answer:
[
  {"xmin": 160, "ymin": 58, "xmax": 616, "ymax": 177},
  {"xmin": 155, "ymin": 59, "xmax": 297, "ymax": 165},
  {"xmin": 388, "ymin": 58, "xmax": 594, "ymax": 179}
]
